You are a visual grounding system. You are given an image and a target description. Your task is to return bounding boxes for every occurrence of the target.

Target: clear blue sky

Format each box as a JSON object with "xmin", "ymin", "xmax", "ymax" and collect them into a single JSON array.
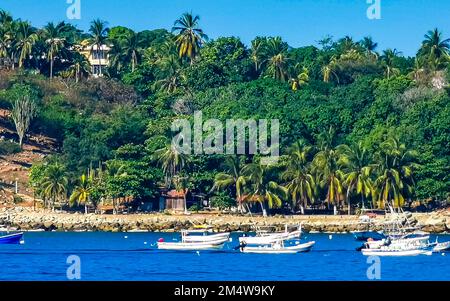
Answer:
[{"xmin": 1, "ymin": 0, "xmax": 449, "ymax": 56}]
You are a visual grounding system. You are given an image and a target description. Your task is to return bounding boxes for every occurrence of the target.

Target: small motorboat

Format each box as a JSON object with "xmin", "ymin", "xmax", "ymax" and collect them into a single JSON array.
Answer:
[
  {"xmin": 0, "ymin": 232, "xmax": 24, "ymax": 244},
  {"xmin": 239, "ymin": 224, "xmax": 302, "ymax": 245},
  {"xmin": 432, "ymin": 240, "xmax": 450, "ymax": 252},
  {"xmin": 156, "ymin": 229, "xmax": 230, "ymax": 251},
  {"xmin": 352, "ymin": 230, "xmax": 385, "ymax": 241},
  {"xmin": 239, "ymin": 240, "xmax": 315, "ymax": 254},
  {"xmin": 181, "ymin": 229, "xmax": 230, "ymax": 243},
  {"xmin": 157, "ymin": 239, "xmax": 226, "ymax": 251}
]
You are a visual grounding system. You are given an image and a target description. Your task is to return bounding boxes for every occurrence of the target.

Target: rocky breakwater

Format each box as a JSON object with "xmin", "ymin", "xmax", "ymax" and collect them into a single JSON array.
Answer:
[{"xmin": 0, "ymin": 207, "xmax": 449, "ymax": 233}]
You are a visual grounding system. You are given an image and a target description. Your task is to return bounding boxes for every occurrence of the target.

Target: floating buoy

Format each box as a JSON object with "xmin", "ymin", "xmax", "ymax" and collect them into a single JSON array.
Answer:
[
  {"xmin": 144, "ymin": 242, "xmax": 147, "ymax": 245},
  {"xmin": 124, "ymin": 236, "xmax": 128, "ymax": 239},
  {"xmin": 329, "ymin": 235, "xmax": 333, "ymax": 240},
  {"xmin": 196, "ymin": 251, "xmax": 200, "ymax": 256}
]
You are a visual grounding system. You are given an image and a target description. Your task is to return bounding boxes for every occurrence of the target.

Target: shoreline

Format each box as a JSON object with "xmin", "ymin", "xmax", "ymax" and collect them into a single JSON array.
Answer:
[{"xmin": 1, "ymin": 207, "xmax": 449, "ymax": 234}]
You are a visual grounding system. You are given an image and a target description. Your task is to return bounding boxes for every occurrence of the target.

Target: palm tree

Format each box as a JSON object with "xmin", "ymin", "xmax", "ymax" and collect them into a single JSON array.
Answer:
[
  {"xmin": 282, "ymin": 141, "xmax": 315, "ymax": 214},
  {"xmin": 89, "ymin": 19, "xmax": 109, "ymax": 76},
  {"xmin": 360, "ymin": 36, "xmax": 378, "ymax": 57},
  {"xmin": 16, "ymin": 21, "xmax": 38, "ymax": 68},
  {"xmin": 172, "ymin": 12, "xmax": 208, "ymax": 64},
  {"xmin": 313, "ymin": 128, "xmax": 344, "ymax": 214},
  {"xmin": 0, "ymin": 26, "xmax": 11, "ymax": 59},
  {"xmin": 43, "ymin": 22, "xmax": 68, "ymax": 79},
  {"xmin": 263, "ymin": 37, "xmax": 290, "ymax": 81},
  {"xmin": 381, "ymin": 49, "xmax": 401, "ymax": 79},
  {"xmin": 154, "ymin": 144, "xmax": 189, "ymax": 186},
  {"xmin": 322, "ymin": 55, "xmax": 340, "ymax": 83},
  {"xmin": 373, "ymin": 137, "xmax": 418, "ymax": 210},
  {"xmin": 289, "ymin": 64, "xmax": 309, "ymax": 90},
  {"xmin": 67, "ymin": 51, "xmax": 91, "ymax": 82},
  {"xmin": 250, "ymin": 38, "xmax": 265, "ymax": 73},
  {"xmin": 153, "ymin": 52, "xmax": 185, "ymax": 93},
  {"xmin": 104, "ymin": 160, "xmax": 126, "ymax": 214},
  {"xmin": 212, "ymin": 156, "xmax": 247, "ymax": 213},
  {"xmin": 242, "ymin": 162, "xmax": 286, "ymax": 216},
  {"xmin": 338, "ymin": 142, "xmax": 373, "ymax": 214},
  {"xmin": 419, "ymin": 28, "xmax": 450, "ymax": 69},
  {"xmin": 69, "ymin": 173, "xmax": 92, "ymax": 214},
  {"xmin": 41, "ymin": 163, "xmax": 68, "ymax": 210},
  {"xmin": 122, "ymin": 31, "xmax": 142, "ymax": 72}
]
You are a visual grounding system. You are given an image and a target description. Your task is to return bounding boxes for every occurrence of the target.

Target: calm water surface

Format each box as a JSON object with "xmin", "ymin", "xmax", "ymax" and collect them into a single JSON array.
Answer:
[{"xmin": 0, "ymin": 232, "xmax": 449, "ymax": 281}]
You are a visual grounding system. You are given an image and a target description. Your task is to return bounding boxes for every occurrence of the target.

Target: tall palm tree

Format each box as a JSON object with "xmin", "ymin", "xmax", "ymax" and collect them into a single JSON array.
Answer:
[
  {"xmin": 67, "ymin": 51, "xmax": 91, "ymax": 82},
  {"xmin": 104, "ymin": 160, "xmax": 126, "ymax": 214},
  {"xmin": 360, "ymin": 36, "xmax": 378, "ymax": 57},
  {"xmin": 153, "ymin": 51, "xmax": 185, "ymax": 93},
  {"xmin": 43, "ymin": 22, "xmax": 68, "ymax": 79},
  {"xmin": 282, "ymin": 141, "xmax": 315, "ymax": 214},
  {"xmin": 154, "ymin": 144, "xmax": 189, "ymax": 186},
  {"xmin": 172, "ymin": 12, "xmax": 208, "ymax": 64},
  {"xmin": 419, "ymin": 28, "xmax": 450, "ymax": 68},
  {"xmin": 381, "ymin": 49, "xmax": 401, "ymax": 79},
  {"xmin": 373, "ymin": 137, "xmax": 418, "ymax": 210},
  {"xmin": 0, "ymin": 26, "xmax": 11, "ymax": 59},
  {"xmin": 322, "ymin": 55, "xmax": 340, "ymax": 83},
  {"xmin": 250, "ymin": 38, "xmax": 265, "ymax": 73},
  {"xmin": 242, "ymin": 162, "xmax": 286, "ymax": 216},
  {"xmin": 338, "ymin": 142, "xmax": 373, "ymax": 214},
  {"xmin": 41, "ymin": 163, "xmax": 68, "ymax": 210},
  {"xmin": 212, "ymin": 156, "xmax": 247, "ymax": 213},
  {"xmin": 122, "ymin": 31, "xmax": 142, "ymax": 72},
  {"xmin": 313, "ymin": 128, "xmax": 344, "ymax": 213},
  {"xmin": 69, "ymin": 173, "xmax": 92, "ymax": 214},
  {"xmin": 89, "ymin": 19, "xmax": 109, "ymax": 76},
  {"xmin": 16, "ymin": 21, "xmax": 38, "ymax": 68},
  {"xmin": 263, "ymin": 37, "xmax": 290, "ymax": 81}
]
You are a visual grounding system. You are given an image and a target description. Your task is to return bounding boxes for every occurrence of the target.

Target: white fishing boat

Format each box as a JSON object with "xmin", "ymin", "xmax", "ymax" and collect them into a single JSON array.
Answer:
[
  {"xmin": 240, "ymin": 240, "xmax": 315, "ymax": 254},
  {"xmin": 156, "ymin": 228, "xmax": 230, "ymax": 251},
  {"xmin": 181, "ymin": 229, "xmax": 230, "ymax": 243},
  {"xmin": 157, "ymin": 240, "xmax": 226, "ymax": 250},
  {"xmin": 239, "ymin": 225, "xmax": 302, "ymax": 245},
  {"xmin": 432, "ymin": 240, "xmax": 450, "ymax": 252}
]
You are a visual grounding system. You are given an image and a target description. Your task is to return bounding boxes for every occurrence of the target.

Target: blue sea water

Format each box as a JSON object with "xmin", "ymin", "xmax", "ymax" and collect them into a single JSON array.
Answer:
[{"xmin": 0, "ymin": 232, "xmax": 449, "ymax": 281}]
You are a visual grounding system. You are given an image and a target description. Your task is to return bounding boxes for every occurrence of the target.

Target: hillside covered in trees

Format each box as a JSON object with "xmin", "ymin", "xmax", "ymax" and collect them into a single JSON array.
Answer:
[{"xmin": 0, "ymin": 10, "xmax": 449, "ymax": 214}]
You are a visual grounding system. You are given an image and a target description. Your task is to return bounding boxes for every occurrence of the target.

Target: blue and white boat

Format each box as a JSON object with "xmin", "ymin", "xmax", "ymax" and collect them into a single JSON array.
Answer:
[{"xmin": 0, "ymin": 232, "xmax": 24, "ymax": 244}]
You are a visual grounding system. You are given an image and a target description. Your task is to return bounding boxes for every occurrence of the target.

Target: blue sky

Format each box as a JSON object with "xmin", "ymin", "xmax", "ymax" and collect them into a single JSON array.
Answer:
[{"xmin": 1, "ymin": 0, "xmax": 449, "ymax": 56}]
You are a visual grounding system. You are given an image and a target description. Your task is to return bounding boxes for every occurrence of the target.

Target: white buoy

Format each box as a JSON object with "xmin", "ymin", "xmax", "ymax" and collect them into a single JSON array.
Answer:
[
  {"xmin": 196, "ymin": 251, "xmax": 200, "ymax": 256},
  {"xmin": 329, "ymin": 235, "xmax": 333, "ymax": 240},
  {"xmin": 229, "ymin": 238, "xmax": 233, "ymax": 242},
  {"xmin": 144, "ymin": 241, "xmax": 147, "ymax": 245},
  {"xmin": 124, "ymin": 236, "xmax": 128, "ymax": 239}
]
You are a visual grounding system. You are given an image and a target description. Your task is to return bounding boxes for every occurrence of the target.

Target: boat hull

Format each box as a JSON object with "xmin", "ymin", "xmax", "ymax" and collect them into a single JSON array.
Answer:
[
  {"xmin": 0, "ymin": 232, "xmax": 24, "ymax": 244},
  {"xmin": 361, "ymin": 248, "xmax": 432, "ymax": 256},
  {"xmin": 157, "ymin": 241, "xmax": 225, "ymax": 251},
  {"xmin": 241, "ymin": 241, "xmax": 315, "ymax": 254}
]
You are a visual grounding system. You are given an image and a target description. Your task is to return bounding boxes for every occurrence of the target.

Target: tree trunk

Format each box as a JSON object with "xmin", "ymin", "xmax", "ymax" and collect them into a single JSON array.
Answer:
[
  {"xmin": 347, "ymin": 188, "xmax": 351, "ymax": 215},
  {"xmin": 300, "ymin": 204, "xmax": 305, "ymax": 215},
  {"xmin": 98, "ymin": 47, "xmax": 102, "ymax": 76},
  {"xmin": 260, "ymin": 202, "xmax": 267, "ymax": 217},
  {"xmin": 333, "ymin": 205, "xmax": 337, "ymax": 216},
  {"xmin": 50, "ymin": 56, "xmax": 53, "ymax": 80},
  {"xmin": 84, "ymin": 204, "xmax": 88, "ymax": 214}
]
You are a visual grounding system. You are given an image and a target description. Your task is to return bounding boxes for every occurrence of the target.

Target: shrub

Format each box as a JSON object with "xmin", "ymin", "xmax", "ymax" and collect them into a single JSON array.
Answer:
[
  {"xmin": 210, "ymin": 194, "xmax": 235, "ymax": 210},
  {"xmin": 0, "ymin": 140, "xmax": 21, "ymax": 155}
]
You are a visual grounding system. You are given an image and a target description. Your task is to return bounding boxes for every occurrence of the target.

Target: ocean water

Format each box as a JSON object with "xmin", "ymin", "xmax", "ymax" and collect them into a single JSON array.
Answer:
[{"xmin": 0, "ymin": 232, "xmax": 449, "ymax": 281}]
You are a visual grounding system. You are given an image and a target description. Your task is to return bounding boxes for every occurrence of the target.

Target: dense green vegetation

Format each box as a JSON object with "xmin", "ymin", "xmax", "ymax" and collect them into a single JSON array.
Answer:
[{"xmin": 0, "ymin": 10, "xmax": 449, "ymax": 214}]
